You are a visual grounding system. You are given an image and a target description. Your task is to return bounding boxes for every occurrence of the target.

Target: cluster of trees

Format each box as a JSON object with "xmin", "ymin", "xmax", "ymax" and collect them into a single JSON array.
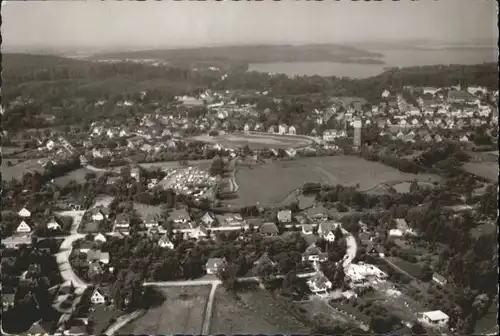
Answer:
[
  {"xmin": 214, "ymin": 64, "xmax": 498, "ymax": 102},
  {"xmin": 1, "ymin": 246, "xmax": 63, "ymax": 333}
]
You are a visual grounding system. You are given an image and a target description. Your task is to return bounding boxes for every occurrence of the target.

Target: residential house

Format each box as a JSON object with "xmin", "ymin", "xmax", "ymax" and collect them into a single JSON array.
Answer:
[
  {"xmin": 18, "ymin": 207, "xmax": 31, "ymax": 218},
  {"xmin": 432, "ymin": 273, "xmax": 447, "ymax": 286},
  {"xmin": 318, "ymin": 221, "xmax": 338, "ymax": 242},
  {"xmin": 323, "ymin": 129, "xmax": 337, "ymax": 142},
  {"xmin": 259, "ymin": 222, "xmax": 279, "ymax": 236},
  {"xmin": 253, "ymin": 252, "xmax": 276, "ymax": 267},
  {"xmin": 3, "ymin": 291, "xmax": 16, "ymax": 310},
  {"xmin": 158, "ymin": 234, "xmax": 174, "ymax": 249},
  {"xmin": 201, "ymin": 212, "xmax": 216, "ymax": 227},
  {"xmin": 144, "ymin": 214, "xmax": 160, "ymax": 229},
  {"xmin": 417, "ymin": 310, "xmax": 449, "ymax": 327},
  {"xmin": 302, "ymin": 224, "xmax": 314, "ymax": 235},
  {"xmin": 89, "ymin": 207, "xmax": 108, "ymax": 221},
  {"xmin": 130, "ymin": 167, "xmax": 141, "ymax": 181},
  {"xmin": 288, "ymin": 126, "xmax": 297, "ymax": 135},
  {"xmin": 277, "ymin": 209, "xmax": 292, "ymax": 224},
  {"xmin": 78, "ymin": 241, "xmax": 94, "ymax": 254},
  {"xmin": 114, "ymin": 214, "xmax": 130, "ymax": 231},
  {"xmin": 26, "ymin": 320, "xmax": 54, "ymax": 336},
  {"xmin": 307, "ymin": 273, "xmax": 332, "ymax": 296},
  {"xmin": 86, "ymin": 250, "xmax": 110, "ymax": 265},
  {"xmin": 47, "ymin": 217, "xmax": 62, "ymax": 230},
  {"xmin": 88, "ymin": 261, "xmax": 104, "ymax": 280},
  {"xmin": 16, "ymin": 220, "xmax": 32, "ymax": 234},
  {"xmin": 93, "ymin": 233, "xmax": 107, "ymax": 244},
  {"xmin": 278, "ymin": 124, "xmax": 288, "ymax": 135},
  {"xmin": 448, "ymin": 90, "xmax": 477, "ymax": 104},
  {"xmin": 90, "ymin": 288, "xmax": 107, "ymax": 305},
  {"xmin": 306, "ymin": 206, "xmax": 327, "ymax": 222},
  {"xmin": 169, "ymin": 209, "xmax": 191, "ymax": 224},
  {"xmin": 190, "ymin": 226, "xmax": 208, "ymax": 240},
  {"xmin": 366, "ymin": 243, "xmax": 385, "ymax": 258},
  {"xmin": 388, "ymin": 229, "xmax": 404, "ymax": 238},
  {"xmin": 205, "ymin": 257, "xmax": 226, "ymax": 275},
  {"xmin": 301, "ymin": 244, "xmax": 326, "ymax": 262}
]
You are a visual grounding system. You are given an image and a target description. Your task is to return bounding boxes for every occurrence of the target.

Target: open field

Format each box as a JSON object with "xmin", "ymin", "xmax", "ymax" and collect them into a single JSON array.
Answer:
[
  {"xmin": 211, "ymin": 287, "xmax": 309, "ymax": 334},
  {"xmin": 462, "ymin": 162, "xmax": 498, "ymax": 182},
  {"xmin": 386, "ymin": 257, "xmax": 424, "ymax": 278},
  {"xmin": 1, "ymin": 146, "xmax": 24, "ymax": 156},
  {"xmin": 192, "ymin": 133, "xmax": 313, "ymax": 150},
  {"xmin": 392, "ymin": 181, "xmax": 435, "ymax": 193},
  {"xmin": 474, "ymin": 297, "xmax": 498, "ymax": 335},
  {"xmin": 1, "ymin": 158, "xmax": 45, "ymax": 180},
  {"xmin": 119, "ymin": 286, "xmax": 211, "ymax": 335},
  {"xmin": 292, "ymin": 297, "xmax": 357, "ymax": 329},
  {"xmin": 134, "ymin": 203, "xmax": 163, "ymax": 218},
  {"xmin": 53, "ymin": 168, "xmax": 104, "ymax": 186},
  {"xmin": 224, "ymin": 156, "xmax": 441, "ymax": 207}
]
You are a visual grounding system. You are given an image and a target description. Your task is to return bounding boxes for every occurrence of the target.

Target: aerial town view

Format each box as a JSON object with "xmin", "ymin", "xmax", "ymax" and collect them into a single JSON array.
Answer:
[{"xmin": 0, "ymin": 1, "xmax": 498, "ymax": 336}]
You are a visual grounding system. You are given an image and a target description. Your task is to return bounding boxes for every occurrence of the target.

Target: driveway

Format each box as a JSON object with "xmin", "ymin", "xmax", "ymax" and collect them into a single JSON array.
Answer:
[
  {"xmin": 342, "ymin": 227, "xmax": 358, "ymax": 268},
  {"xmin": 55, "ymin": 210, "xmax": 88, "ymax": 288}
]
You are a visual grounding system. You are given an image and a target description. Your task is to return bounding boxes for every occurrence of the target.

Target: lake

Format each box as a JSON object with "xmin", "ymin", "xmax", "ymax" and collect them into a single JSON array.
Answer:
[{"xmin": 248, "ymin": 48, "xmax": 498, "ymax": 78}]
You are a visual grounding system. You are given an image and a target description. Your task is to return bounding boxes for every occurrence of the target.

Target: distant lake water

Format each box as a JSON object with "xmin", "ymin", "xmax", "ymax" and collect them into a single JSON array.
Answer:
[{"xmin": 248, "ymin": 48, "xmax": 498, "ymax": 78}]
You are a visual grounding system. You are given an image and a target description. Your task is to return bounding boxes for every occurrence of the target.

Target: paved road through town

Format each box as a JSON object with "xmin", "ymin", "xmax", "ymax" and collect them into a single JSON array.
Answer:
[{"xmin": 55, "ymin": 210, "xmax": 88, "ymax": 289}]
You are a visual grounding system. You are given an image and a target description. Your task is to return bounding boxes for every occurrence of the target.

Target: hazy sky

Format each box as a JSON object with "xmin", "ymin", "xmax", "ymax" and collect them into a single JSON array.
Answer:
[{"xmin": 2, "ymin": 0, "xmax": 498, "ymax": 51}]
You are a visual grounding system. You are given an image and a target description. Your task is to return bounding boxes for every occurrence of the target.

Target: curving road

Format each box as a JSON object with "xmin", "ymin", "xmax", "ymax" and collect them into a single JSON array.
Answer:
[{"xmin": 55, "ymin": 210, "xmax": 88, "ymax": 289}]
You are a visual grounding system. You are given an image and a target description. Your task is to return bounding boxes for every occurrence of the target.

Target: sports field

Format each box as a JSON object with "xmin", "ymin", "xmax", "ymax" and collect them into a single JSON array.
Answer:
[
  {"xmin": 223, "ymin": 156, "xmax": 441, "ymax": 207},
  {"xmin": 193, "ymin": 133, "xmax": 313, "ymax": 150}
]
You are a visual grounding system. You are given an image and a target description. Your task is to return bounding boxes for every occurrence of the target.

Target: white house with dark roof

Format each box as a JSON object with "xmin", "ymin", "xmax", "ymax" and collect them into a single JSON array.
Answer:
[
  {"xmin": 318, "ymin": 222, "xmax": 339, "ymax": 242},
  {"xmin": 307, "ymin": 272, "xmax": 332, "ymax": 296},
  {"xmin": 90, "ymin": 288, "xmax": 107, "ymax": 305}
]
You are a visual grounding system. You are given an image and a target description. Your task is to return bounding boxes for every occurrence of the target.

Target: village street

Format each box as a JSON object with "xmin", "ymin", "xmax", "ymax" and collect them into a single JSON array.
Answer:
[{"xmin": 55, "ymin": 210, "xmax": 88, "ymax": 289}]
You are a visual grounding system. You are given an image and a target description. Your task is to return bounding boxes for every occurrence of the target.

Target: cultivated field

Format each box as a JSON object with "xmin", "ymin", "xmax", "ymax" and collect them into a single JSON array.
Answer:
[
  {"xmin": 462, "ymin": 162, "xmax": 498, "ymax": 182},
  {"xmin": 119, "ymin": 286, "xmax": 211, "ymax": 335},
  {"xmin": 224, "ymin": 156, "xmax": 441, "ymax": 207},
  {"xmin": 193, "ymin": 133, "xmax": 312, "ymax": 150},
  {"xmin": 1, "ymin": 158, "xmax": 45, "ymax": 180},
  {"xmin": 211, "ymin": 287, "xmax": 309, "ymax": 334}
]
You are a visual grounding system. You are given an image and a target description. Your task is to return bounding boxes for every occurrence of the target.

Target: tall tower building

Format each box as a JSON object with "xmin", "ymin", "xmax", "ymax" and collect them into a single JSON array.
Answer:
[{"xmin": 353, "ymin": 119, "xmax": 362, "ymax": 148}]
